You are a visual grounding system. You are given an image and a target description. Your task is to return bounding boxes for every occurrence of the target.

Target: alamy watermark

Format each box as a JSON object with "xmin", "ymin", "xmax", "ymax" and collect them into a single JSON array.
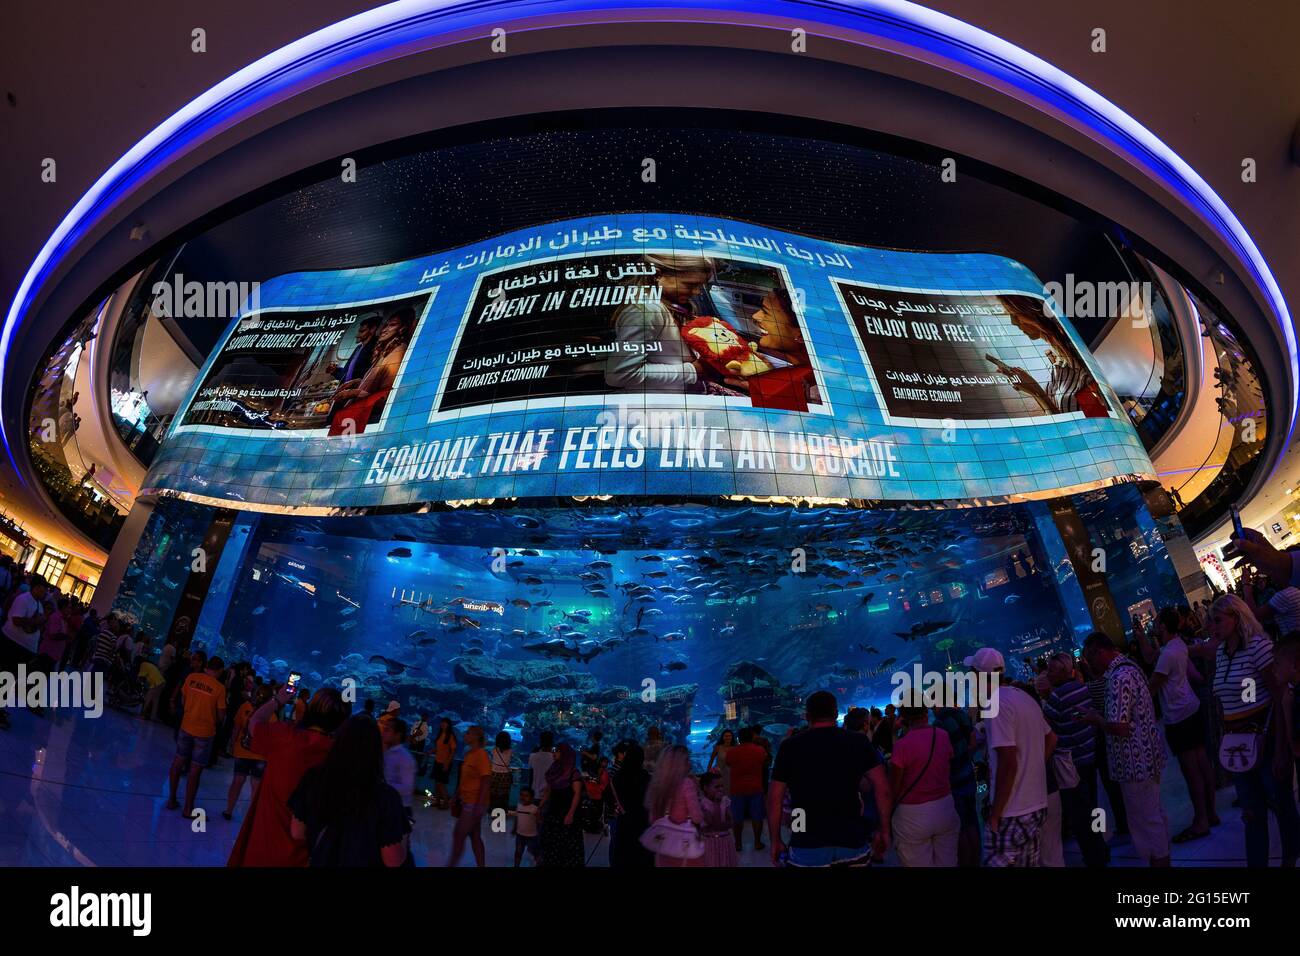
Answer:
[
  {"xmin": 0, "ymin": 667, "xmax": 103, "ymax": 718},
  {"xmin": 890, "ymin": 663, "xmax": 1000, "ymax": 717},
  {"xmin": 50, "ymin": 886, "xmax": 150, "ymax": 936},
  {"xmin": 151, "ymin": 273, "xmax": 260, "ymax": 319},
  {"xmin": 1042, "ymin": 275, "xmax": 1152, "ymax": 325}
]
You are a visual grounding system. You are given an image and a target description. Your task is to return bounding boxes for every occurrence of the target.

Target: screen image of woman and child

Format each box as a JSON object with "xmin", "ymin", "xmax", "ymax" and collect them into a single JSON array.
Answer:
[
  {"xmin": 436, "ymin": 251, "xmax": 825, "ymax": 415},
  {"xmin": 599, "ymin": 252, "xmax": 822, "ymax": 412}
]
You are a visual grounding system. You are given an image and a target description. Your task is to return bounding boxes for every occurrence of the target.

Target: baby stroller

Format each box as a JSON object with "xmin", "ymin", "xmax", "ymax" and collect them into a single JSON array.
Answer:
[{"xmin": 106, "ymin": 655, "xmax": 146, "ymax": 713}]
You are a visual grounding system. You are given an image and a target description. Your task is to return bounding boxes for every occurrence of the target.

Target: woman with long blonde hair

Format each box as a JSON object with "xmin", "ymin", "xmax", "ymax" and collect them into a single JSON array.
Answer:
[
  {"xmin": 1208, "ymin": 593, "xmax": 1299, "ymax": 866},
  {"xmin": 643, "ymin": 744, "xmax": 705, "ymax": 867},
  {"xmin": 1210, "ymin": 594, "xmax": 1265, "ymax": 644}
]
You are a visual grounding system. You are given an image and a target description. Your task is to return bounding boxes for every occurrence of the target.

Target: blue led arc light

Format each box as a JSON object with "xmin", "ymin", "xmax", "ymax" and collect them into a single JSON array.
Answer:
[{"xmin": 4, "ymin": 0, "xmax": 1295, "ymax": 489}]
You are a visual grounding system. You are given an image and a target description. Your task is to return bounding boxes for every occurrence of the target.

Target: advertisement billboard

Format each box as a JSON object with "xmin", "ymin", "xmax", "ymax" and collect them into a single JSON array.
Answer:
[{"xmin": 148, "ymin": 213, "xmax": 1154, "ymax": 512}]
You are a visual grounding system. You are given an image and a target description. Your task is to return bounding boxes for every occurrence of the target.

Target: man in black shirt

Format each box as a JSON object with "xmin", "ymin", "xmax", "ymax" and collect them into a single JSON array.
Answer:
[
  {"xmin": 871, "ymin": 703, "xmax": 897, "ymax": 755},
  {"xmin": 767, "ymin": 690, "xmax": 892, "ymax": 866}
]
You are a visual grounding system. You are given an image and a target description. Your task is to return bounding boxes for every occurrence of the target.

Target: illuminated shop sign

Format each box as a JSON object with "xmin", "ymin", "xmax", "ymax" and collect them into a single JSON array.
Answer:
[{"xmin": 149, "ymin": 213, "xmax": 1153, "ymax": 511}]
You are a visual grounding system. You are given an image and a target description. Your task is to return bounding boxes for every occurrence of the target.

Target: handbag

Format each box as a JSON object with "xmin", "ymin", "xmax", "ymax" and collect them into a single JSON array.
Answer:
[
  {"xmin": 1219, "ymin": 731, "xmax": 1262, "ymax": 773},
  {"xmin": 1052, "ymin": 748, "xmax": 1080, "ymax": 790},
  {"xmin": 640, "ymin": 816, "xmax": 705, "ymax": 860}
]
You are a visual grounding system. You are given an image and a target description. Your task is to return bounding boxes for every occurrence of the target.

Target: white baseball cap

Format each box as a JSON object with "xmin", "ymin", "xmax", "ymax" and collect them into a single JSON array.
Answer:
[{"xmin": 963, "ymin": 647, "xmax": 1006, "ymax": 672}]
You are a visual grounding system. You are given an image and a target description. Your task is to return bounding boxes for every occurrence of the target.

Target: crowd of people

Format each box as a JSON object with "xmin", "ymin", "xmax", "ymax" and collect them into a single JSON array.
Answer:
[
  {"xmin": 411, "ymin": 591, "xmax": 1299, "ymax": 869},
  {"xmin": 2, "ymin": 548, "xmax": 1299, "ymax": 868}
]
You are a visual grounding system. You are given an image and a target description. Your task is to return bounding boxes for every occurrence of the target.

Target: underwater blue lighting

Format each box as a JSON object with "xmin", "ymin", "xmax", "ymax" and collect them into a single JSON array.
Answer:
[{"xmin": 4, "ymin": 0, "xmax": 1293, "ymax": 487}]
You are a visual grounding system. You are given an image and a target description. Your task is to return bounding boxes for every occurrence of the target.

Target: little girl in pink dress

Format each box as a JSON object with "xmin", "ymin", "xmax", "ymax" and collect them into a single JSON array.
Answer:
[{"xmin": 699, "ymin": 773, "xmax": 738, "ymax": 867}]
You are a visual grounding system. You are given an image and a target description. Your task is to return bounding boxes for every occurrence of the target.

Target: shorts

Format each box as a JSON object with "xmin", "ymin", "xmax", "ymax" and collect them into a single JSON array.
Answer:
[
  {"xmin": 731, "ymin": 792, "xmax": 765, "ymax": 823},
  {"xmin": 983, "ymin": 808, "xmax": 1047, "ymax": 867},
  {"xmin": 516, "ymin": 833, "xmax": 540, "ymax": 857},
  {"xmin": 175, "ymin": 730, "xmax": 214, "ymax": 769},
  {"xmin": 233, "ymin": 757, "xmax": 265, "ymax": 778},
  {"xmin": 786, "ymin": 843, "xmax": 873, "ymax": 867},
  {"xmin": 1164, "ymin": 710, "xmax": 1205, "ymax": 755}
]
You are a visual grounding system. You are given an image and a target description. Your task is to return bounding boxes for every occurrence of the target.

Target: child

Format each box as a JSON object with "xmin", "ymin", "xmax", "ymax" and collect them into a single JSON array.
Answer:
[
  {"xmin": 511, "ymin": 787, "xmax": 541, "ymax": 867},
  {"xmin": 699, "ymin": 771, "xmax": 737, "ymax": 867},
  {"xmin": 583, "ymin": 757, "xmax": 612, "ymax": 833}
]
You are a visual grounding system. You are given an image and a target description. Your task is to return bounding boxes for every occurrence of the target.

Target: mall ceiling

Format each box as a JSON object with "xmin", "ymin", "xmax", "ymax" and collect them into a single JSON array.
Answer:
[{"xmin": 2, "ymin": 0, "xmax": 1299, "ymax": 562}]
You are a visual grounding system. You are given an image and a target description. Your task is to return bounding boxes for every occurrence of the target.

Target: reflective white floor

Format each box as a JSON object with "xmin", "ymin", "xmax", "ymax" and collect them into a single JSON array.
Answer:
[{"xmin": 0, "ymin": 704, "xmax": 1278, "ymax": 866}]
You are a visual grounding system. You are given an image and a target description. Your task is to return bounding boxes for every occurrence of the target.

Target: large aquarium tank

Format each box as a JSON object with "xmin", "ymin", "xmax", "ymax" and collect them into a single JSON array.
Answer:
[{"xmin": 114, "ymin": 481, "xmax": 1187, "ymax": 757}]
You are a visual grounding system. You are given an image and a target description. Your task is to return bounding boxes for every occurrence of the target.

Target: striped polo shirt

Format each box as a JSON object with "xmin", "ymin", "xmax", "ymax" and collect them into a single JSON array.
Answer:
[
  {"xmin": 1041, "ymin": 678, "xmax": 1098, "ymax": 767},
  {"xmin": 1213, "ymin": 634, "xmax": 1274, "ymax": 720}
]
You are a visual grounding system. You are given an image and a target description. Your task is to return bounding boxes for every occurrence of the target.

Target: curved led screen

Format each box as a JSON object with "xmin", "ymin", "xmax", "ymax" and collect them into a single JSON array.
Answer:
[{"xmin": 144, "ymin": 213, "xmax": 1154, "ymax": 511}]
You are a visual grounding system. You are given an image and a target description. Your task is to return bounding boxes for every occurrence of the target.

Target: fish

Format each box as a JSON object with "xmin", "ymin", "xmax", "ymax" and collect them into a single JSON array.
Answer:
[
  {"xmin": 586, "ymin": 560, "xmax": 612, "ymax": 570},
  {"xmin": 509, "ymin": 598, "xmax": 532, "ymax": 609},
  {"xmin": 637, "ymin": 555, "xmax": 663, "ymax": 562},
  {"xmin": 386, "ymin": 547, "xmax": 413, "ymax": 558},
  {"xmin": 368, "ymin": 655, "xmax": 417, "ymax": 676},
  {"xmin": 719, "ymin": 626, "xmax": 737, "ymax": 639},
  {"xmin": 406, "ymin": 629, "xmax": 429, "ymax": 641},
  {"xmin": 656, "ymin": 631, "xmax": 687, "ymax": 642},
  {"xmin": 521, "ymin": 576, "xmax": 544, "ymax": 586},
  {"xmin": 894, "ymin": 620, "xmax": 954, "ymax": 640},
  {"xmin": 251, "ymin": 606, "xmax": 267, "ymax": 616},
  {"xmin": 660, "ymin": 660, "xmax": 688, "ymax": 673},
  {"xmin": 1003, "ymin": 594, "xmax": 1021, "ymax": 605}
]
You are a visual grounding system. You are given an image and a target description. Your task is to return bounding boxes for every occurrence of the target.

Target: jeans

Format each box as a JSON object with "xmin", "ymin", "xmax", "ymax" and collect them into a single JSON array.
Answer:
[
  {"xmin": 1231, "ymin": 734, "xmax": 1300, "ymax": 867},
  {"xmin": 787, "ymin": 843, "xmax": 873, "ymax": 867},
  {"xmin": 1059, "ymin": 763, "xmax": 1110, "ymax": 867}
]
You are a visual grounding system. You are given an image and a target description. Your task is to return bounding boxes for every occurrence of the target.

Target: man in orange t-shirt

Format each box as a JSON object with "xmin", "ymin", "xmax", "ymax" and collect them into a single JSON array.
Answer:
[{"xmin": 167, "ymin": 654, "xmax": 227, "ymax": 819}]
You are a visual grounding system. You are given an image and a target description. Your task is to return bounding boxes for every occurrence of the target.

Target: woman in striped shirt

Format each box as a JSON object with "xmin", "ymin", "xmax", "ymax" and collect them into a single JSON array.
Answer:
[{"xmin": 1208, "ymin": 595, "xmax": 1299, "ymax": 867}]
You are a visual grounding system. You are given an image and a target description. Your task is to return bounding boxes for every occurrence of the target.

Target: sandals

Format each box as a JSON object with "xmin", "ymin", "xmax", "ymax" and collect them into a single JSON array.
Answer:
[{"xmin": 1172, "ymin": 827, "xmax": 1210, "ymax": 844}]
